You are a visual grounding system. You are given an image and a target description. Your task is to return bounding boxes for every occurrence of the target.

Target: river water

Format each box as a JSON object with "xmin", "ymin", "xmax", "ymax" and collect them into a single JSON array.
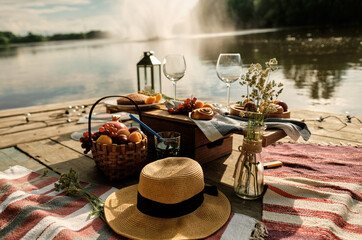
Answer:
[{"xmin": 0, "ymin": 26, "xmax": 361, "ymax": 116}]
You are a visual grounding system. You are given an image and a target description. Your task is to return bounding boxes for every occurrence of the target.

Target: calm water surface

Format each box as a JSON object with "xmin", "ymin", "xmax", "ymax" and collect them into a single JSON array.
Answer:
[{"xmin": 0, "ymin": 26, "xmax": 361, "ymax": 116}]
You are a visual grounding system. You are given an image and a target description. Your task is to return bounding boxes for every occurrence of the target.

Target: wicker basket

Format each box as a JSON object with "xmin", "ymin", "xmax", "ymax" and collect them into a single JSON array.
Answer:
[{"xmin": 87, "ymin": 95, "xmax": 148, "ymax": 180}]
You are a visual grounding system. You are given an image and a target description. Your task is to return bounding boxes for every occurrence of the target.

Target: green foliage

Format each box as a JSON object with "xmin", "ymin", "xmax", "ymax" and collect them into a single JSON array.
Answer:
[
  {"xmin": 0, "ymin": 30, "xmax": 111, "ymax": 45},
  {"xmin": 228, "ymin": 0, "xmax": 362, "ymax": 28},
  {"xmin": 48, "ymin": 33, "xmax": 85, "ymax": 41}
]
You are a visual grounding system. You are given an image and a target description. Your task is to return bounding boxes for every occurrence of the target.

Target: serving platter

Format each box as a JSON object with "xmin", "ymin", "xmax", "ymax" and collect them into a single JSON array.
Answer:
[
  {"xmin": 229, "ymin": 104, "xmax": 290, "ymax": 118},
  {"xmin": 103, "ymin": 99, "xmax": 165, "ymax": 110}
]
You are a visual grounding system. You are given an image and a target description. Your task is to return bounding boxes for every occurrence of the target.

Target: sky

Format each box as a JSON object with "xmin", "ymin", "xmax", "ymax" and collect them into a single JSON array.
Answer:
[{"xmin": 0, "ymin": 0, "xmax": 199, "ymax": 37}]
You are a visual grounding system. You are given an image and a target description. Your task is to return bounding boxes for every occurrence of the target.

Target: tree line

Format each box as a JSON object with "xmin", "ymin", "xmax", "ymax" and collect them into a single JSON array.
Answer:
[
  {"xmin": 0, "ymin": 30, "xmax": 111, "ymax": 45},
  {"xmin": 228, "ymin": 0, "xmax": 362, "ymax": 28},
  {"xmin": 195, "ymin": 0, "xmax": 361, "ymax": 32}
]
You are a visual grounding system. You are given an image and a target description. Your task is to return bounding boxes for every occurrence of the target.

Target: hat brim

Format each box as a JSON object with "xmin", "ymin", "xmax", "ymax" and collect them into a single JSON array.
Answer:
[{"xmin": 104, "ymin": 184, "xmax": 231, "ymax": 240}]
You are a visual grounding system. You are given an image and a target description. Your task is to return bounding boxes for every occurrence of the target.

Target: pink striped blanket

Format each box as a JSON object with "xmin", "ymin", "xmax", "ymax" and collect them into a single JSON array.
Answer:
[
  {"xmin": 262, "ymin": 143, "xmax": 362, "ymax": 240},
  {"xmin": 0, "ymin": 166, "xmax": 261, "ymax": 239},
  {"xmin": 1, "ymin": 143, "xmax": 360, "ymax": 239}
]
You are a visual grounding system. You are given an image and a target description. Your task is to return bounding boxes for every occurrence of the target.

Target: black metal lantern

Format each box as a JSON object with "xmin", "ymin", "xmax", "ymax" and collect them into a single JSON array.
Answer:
[{"xmin": 137, "ymin": 51, "xmax": 162, "ymax": 94}]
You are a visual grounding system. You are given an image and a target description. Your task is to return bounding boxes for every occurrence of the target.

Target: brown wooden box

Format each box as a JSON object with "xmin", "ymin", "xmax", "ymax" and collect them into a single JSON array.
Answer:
[
  {"xmin": 106, "ymin": 105, "xmax": 287, "ymax": 164},
  {"xmin": 142, "ymin": 114, "xmax": 233, "ymax": 164}
]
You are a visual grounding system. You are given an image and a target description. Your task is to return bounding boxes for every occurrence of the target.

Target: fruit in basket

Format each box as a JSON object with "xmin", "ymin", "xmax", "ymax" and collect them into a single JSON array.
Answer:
[
  {"xmin": 114, "ymin": 134, "xmax": 128, "ymax": 144},
  {"xmin": 275, "ymin": 101, "xmax": 288, "ymax": 112},
  {"xmin": 117, "ymin": 129, "xmax": 130, "ymax": 137},
  {"xmin": 96, "ymin": 135, "xmax": 112, "ymax": 145},
  {"xmin": 129, "ymin": 127, "xmax": 140, "ymax": 133},
  {"xmin": 104, "ymin": 121, "xmax": 128, "ymax": 131},
  {"xmin": 128, "ymin": 131, "xmax": 143, "ymax": 143}
]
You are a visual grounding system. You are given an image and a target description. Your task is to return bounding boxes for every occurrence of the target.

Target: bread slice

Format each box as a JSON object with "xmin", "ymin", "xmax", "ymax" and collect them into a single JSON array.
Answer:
[{"xmin": 117, "ymin": 93, "xmax": 148, "ymax": 105}]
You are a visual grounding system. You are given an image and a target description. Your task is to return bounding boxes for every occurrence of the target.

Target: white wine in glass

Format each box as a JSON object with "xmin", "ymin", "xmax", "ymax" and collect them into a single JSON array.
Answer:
[
  {"xmin": 163, "ymin": 54, "xmax": 186, "ymax": 100},
  {"xmin": 216, "ymin": 53, "xmax": 242, "ymax": 110}
]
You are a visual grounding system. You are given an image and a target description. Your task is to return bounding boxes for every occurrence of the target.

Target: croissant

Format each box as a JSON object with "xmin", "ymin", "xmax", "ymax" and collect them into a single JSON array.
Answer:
[{"xmin": 191, "ymin": 107, "xmax": 214, "ymax": 120}]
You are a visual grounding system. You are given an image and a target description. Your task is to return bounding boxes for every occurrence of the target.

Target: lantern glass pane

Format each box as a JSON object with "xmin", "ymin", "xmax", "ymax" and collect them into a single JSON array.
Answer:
[
  {"xmin": 153, "ymin": 65, "xmax": 161, "ymax": 94},
  {"xmin": 138, "ymin": 66, "xmax": 153, "ymax": 92}
]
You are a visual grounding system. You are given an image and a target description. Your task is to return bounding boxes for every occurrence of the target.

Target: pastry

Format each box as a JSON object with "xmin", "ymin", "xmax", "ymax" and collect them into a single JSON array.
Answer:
[
  {"xmin": 117, "ymin": 93, "xmax": 148, "ymax": 105},
  {"xmin": 191, "ymin": 107, "xmax": 214, "ymax": 120},
  {"xmin": 260, "ymin": 103, "xmax": 283, "ymax": 114}
]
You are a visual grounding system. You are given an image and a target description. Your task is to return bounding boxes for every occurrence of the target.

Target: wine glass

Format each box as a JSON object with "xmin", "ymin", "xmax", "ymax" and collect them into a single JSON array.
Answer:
[
  {"xmin": 163, "ymin": 54, "xmax": 186, "ymax": 100},
  {"xmin": 216, "ymin": 53, "xmax": 242, "ymax": 110}
]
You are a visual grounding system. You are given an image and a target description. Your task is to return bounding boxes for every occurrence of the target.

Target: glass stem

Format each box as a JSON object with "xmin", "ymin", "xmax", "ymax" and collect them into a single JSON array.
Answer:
[
  {"xmin": 172, "ymin": 82, "xmax": 177, "ymax": 100},
  {"xmin": 226, "ymin": 83, "xmax": 231, "ymax": 109}
]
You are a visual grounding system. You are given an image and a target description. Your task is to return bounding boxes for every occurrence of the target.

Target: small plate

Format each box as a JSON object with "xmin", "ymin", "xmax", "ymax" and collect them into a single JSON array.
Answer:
[{"xmin": 103, "ymin": 99, "xmax": 165, "ymax": 110}]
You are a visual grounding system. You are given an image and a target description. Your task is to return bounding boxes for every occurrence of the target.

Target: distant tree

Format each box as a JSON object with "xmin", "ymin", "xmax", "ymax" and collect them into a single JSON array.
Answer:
[
  {"xmin": 85, "ymin": 30, "xmax": 110, "ymax": 39},
  {"xmin": 227, "ymin": 0, "xmax": 255, "ymax": 28},
  {"xmin": 227, "ymin": 0, "xmax": 362, "ymax": 28},
  {"xmin": 19, "ymin": 32, "xmax": 46, "ymax": 43},
  {"xmin": 48, "ymin": 33, "xmax": 85, "ymax": 41}
]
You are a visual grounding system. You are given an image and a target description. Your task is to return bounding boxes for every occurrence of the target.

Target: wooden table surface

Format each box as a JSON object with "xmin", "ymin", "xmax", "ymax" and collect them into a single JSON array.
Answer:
[{"xmin": 1, "ymin": 97, "xmax": 361, "ymax": 221}]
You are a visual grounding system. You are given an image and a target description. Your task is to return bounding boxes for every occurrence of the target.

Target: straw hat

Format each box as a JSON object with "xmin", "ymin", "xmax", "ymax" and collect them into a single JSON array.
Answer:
[{"xmin": 104, "ymin": 157, "xmax": 231, "ymax": 240}]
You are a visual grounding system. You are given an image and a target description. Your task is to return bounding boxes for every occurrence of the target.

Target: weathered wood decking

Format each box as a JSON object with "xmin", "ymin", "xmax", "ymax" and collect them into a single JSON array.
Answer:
[{"xmin": 0, "ymin": 98, "xmax": 360, "ymax": 220}]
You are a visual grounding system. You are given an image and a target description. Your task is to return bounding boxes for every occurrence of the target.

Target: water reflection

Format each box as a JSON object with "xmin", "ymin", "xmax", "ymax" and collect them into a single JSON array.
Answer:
[{"xmin": 0, "ymin": 26, "xmax": 361, "ymax": 115}]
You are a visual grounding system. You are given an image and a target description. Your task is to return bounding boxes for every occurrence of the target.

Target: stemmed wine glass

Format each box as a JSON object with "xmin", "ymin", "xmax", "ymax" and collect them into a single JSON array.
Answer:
[
  {"xmin": 163, "ymin": 54, "xmax": 186, "ymax": 100},
  {"xmin": 216, "ymin": 53, "xmax": 242, "ymax": 110}
]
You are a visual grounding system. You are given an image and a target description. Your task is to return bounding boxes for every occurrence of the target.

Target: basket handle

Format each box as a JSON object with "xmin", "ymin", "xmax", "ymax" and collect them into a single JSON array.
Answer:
[{"xmin": 87, "ymin": 95, "xmax": 143, "ymax": 147}]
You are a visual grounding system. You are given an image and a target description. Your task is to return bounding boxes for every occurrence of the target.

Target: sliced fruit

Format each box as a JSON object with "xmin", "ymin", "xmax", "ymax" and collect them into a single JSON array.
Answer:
[
  {"xmin": 145, "ymin": 96, "xmax": 156, "ymax": 104},
  {"xmin": 155, "ymin": 93, "xmax": 162, "ymax": 103}
]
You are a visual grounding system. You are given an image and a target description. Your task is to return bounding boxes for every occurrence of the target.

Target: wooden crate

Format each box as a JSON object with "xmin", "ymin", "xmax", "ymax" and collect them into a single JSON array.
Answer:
[
  {"xmin": 106, "ymin": 105, "xmax": 287, "ymax": 164},
  {"xmin": 142, "ymin": 114, "xmax": 233, "ymax": 164}
]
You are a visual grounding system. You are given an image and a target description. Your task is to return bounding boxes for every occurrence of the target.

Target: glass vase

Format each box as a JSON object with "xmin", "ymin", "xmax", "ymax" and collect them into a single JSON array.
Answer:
[{"xmin": 234, "ymin": 124, "xmax": 265, "ymax": 199}]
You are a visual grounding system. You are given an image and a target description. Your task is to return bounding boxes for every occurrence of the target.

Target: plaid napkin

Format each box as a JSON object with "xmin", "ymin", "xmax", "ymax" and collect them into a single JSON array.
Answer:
[{"xmin": 190, "ymin": 110, "xmax": 311, "ymax": 142}]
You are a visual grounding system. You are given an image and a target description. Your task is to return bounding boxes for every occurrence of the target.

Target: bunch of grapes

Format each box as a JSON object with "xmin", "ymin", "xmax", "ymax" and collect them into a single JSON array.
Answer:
[
  {"xmin": 79, "ymin": 123, "xmax": 120, "ymax": 154},
  {"xmin": 168, "ymin": 97, "xmax": 198, "ymax": 114},
  {"xmin": 79, "ymin": 131, "xmax": 94, "ymax": 154}
]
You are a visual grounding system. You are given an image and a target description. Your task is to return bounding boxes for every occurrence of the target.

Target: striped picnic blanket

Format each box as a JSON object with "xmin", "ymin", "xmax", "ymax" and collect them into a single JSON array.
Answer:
[
  {"xmin": 262, "ymin": 143, "xmax": 362, "ymax": 240},
  {"xmin": 0, "ymin": 166, "xmax": 262, "ymax": 240}
]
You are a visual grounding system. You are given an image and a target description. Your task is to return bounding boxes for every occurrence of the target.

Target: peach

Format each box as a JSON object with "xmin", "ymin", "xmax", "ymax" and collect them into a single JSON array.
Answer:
[
  {"xmin": 96, "ymin": 135, "xmax": 112, "ymax": 145},
  {"xmin": 117, "ymin": 129, "xmax": 130, "ymax": 137},
  {"xmin": 194, "ymin": 100, "xmax": 204, "ymax": 109},
  {"xmin": 128, "ymin": 131, "xmax": 143, "ymax": 143}
]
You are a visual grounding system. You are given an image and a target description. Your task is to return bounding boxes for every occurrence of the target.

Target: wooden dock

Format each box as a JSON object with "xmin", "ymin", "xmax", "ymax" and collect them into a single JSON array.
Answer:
[{"xmin": 0, "ymin": 98, "xmax": 360, "ymax": 220}]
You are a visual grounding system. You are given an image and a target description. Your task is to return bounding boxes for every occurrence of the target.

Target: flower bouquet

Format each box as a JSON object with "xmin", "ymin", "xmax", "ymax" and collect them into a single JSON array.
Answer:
[{"xmin": 233, "ymin": 58, "xmax": 284, "ymax": 199}]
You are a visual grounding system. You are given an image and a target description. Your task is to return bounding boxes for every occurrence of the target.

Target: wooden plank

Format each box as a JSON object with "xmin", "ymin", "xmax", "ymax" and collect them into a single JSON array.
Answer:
[
  {"xmin": 0, "ymin": 102, "xmax": 109, "ymax": 148},
  {"xmin": 17, "ymin": 139, "xmax": 138, "ymax": 188},
  {"xmin": 0, "ymin": 147, "xmax": 58, "ymax": 177},
  {"xmin": 0, "ymin": 122, "xmax": 88, "ymax": 149},
  {"xmin": 0, "ymin": 98, "xmax": 99, "ymax": 118}
]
